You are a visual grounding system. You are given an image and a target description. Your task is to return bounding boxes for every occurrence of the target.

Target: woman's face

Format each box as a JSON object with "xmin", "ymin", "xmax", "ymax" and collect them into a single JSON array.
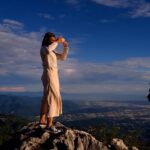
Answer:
[{"xmin": 49, "ymin": 36, "xmax": 56, "ymax": 43}]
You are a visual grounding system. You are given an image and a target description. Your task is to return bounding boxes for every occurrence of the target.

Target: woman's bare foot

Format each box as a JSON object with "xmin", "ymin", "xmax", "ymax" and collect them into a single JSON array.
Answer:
[
  {"xmin": 39, "ymin": 113, "xmax": 46, "ymax": 124},
  {"xmin": 47, "ymin": 117, "xmax": 53, "ymax": 127}
]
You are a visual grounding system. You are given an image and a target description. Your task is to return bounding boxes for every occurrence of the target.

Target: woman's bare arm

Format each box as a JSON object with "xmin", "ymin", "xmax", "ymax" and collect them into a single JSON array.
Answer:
[
  {"xmin": 53, "ymin": 41, "xmax": 69, "ymax": 61},
  {"xmin": 47, "ymin": 42, "xmax": 58, "ymax": 53}
]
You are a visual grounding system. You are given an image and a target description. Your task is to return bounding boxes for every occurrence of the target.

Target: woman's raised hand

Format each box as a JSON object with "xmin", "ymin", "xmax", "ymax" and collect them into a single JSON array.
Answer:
[
  {"xmin": 63, "ymin": 41, "xmax": 68, "ymax": 48},
  {"xmin": 56, "ymin": 36, "xmax": 68, "ymax": 47},
  {"xmin": 56, "ymin": 36, "xmax": 63, "ymax": 43}
]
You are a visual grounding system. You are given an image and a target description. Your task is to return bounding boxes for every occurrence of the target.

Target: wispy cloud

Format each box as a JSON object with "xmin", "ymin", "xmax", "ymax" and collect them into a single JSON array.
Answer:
[
  {"xmin": 0, "ymin": 18, "xmax": 83, "ymax": 91},
  {"xmin": 0, "ymin": 19, "xmax": 24, "ymax": 32},
  {"xmin": 58, "ymin": 57, "xmax": 150, "ymax": 95},
  {"xmin": 0, "ymin": 19, "xmax": 43, "ymax": 84},
  {"xmin": 91, "ymin": 0, "xmax": 129, "ymax": 8},
  {"xmin": 91, "ymin": 0, "xmax": 150, "ymax": 18},
  {"xmin": 130, "ymin": 3, "xmax": 150, "ymax": 18},
  {"xmin": 38, "ymin": 13, "xmax": 55, "ymax": 20},
  {"xmin": 0, "ymin": 18, "xmax": 149, "ymax": 96},
  {"xmin": 0, "ymin": 86, "xmax": 26, "ymax": 92},
  {"xmin": 3, "ymin": 19, "xmax": 24, "ymax": 27}
]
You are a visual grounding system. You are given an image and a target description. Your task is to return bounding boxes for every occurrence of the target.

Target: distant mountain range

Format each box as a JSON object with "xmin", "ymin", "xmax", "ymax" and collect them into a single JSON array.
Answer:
[
  {"xmin": 0, "ymin": 94, "xmax": 80, "ymax": 117},
  {"xmin": 0, "ymin": 94, "xmax": 150, "ymax": 149},
  {"xmin": 0, "ymin": 93, "xmax": 149, "ymax": 118},
  {"xmin": 0, "ymin": 91, "xmax": 146, "ymax": 101}
]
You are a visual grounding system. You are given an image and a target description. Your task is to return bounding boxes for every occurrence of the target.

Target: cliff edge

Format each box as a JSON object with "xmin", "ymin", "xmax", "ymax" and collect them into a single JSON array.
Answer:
[{"xmin": 1, "ymin": 122, "xmax": 138, "ymax": 150}]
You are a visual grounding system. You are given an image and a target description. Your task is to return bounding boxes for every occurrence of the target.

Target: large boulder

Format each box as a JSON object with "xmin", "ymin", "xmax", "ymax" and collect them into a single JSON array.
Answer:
[
  {"xmin": 1, "ymin": 122, "xmax": 108, "ymax": 150},
  {"xmin": 0, "ymin": 122, "xmax": 138, "ymax": 150}
]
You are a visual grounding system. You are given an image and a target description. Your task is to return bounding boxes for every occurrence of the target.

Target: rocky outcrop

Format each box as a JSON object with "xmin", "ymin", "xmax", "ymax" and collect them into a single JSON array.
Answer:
[
  {"xmin": 111, "ymin": 138, "xmax": 128, "ymax": 150},
  {"xmin": 1, "ymin": 122, "xmax": 138, "ymax": 150}
]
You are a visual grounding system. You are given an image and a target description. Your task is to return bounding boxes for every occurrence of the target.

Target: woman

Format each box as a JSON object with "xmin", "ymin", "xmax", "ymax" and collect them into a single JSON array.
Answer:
[{"xmin": 39, "ymin": 32, "xmax": 69, "ymax": 132}]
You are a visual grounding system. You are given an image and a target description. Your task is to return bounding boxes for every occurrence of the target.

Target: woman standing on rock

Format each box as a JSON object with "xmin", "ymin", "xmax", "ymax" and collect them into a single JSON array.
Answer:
[{"xmin": 39, "ymin": 32, "xmax": 69, "ymax": 132}]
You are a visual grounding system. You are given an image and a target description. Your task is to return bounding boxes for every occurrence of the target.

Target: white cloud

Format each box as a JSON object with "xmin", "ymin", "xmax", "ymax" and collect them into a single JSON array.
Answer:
[
  {"xmin": 0, "ymin": 19, "xmax": 44, "ymax": 82},
  {"xmin": 0, "ymin": 18, "xmax": 149, "ymax": 96},
  {"xmin": 91, "ymin": 0, "xmax": 129, "ymax": 8},
  {"xmin": 0, "ymin": 19, "xmax": 24, "ymax": 33},
  {"xmin": 57, "ymin": 57, "xmax": 150, "ymax": 95},
  {"xmin": 0, "ymin": 86, "xmax": 26, "ymax": 92},
  {"xmin": 61, "ymin": 82, "xmax": 146, "ymax": 94},
  {"xmin": 0, "ymin": 19, "xmax": 83, "ymax": 90},
  {"xmin": 112, "ymin": 57, "xmax": 150, "ymax": 69},
  {"xmin": 130, "ymin": 3, "xmax": 150, "ymax": 18},
  {"xmin": 91, "ymin": 0, "xmax": 150, "ymax": 18},
  {"xmin": 3, "ymin": 19, "xmax": 24, "ymax": 29}
]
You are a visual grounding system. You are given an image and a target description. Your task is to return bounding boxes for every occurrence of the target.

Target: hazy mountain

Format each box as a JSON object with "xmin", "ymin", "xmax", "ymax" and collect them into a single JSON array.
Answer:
[
  {"xmin": 0, "ymin": 94, "xmax": 150, "ymax": 149},
  {"xmin": 0, "ymin": 94, "xmax": 80, "ymax": 117},
  {"xmin": 0, "ymin": 94, "xmax": 149, "ymax": 118}
]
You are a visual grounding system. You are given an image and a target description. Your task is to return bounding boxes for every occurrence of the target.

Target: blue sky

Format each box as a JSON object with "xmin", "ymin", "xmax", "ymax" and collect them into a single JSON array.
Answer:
[{"xmin": 0, "ymin": 0, "xmax": 150, "ymax": 100}]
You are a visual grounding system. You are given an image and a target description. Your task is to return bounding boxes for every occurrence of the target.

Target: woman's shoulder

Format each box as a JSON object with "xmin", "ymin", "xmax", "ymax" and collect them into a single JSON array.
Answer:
[
  {"xmin": 40, "ymin": 46, "xmax": 49, "ymax": 55},
  {"xmin": 40, "ymin": 46, "xmax": 48, "ymax": 51},
  {"xmin": 41, "ymin": 45, "xmax": 48, "ymax": 49}
]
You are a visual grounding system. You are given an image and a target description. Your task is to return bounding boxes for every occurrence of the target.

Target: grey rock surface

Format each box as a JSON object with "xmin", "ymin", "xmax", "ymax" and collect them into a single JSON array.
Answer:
[{"xmin": 0, "ymin": 122, "xmax": 138, "ymax": 150}]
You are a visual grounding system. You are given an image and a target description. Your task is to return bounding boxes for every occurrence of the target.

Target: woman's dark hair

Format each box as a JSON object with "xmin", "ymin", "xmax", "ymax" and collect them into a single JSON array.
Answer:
[{"xmin": 42, "ymin": 32, "xmax": 56, "ymax": 46}]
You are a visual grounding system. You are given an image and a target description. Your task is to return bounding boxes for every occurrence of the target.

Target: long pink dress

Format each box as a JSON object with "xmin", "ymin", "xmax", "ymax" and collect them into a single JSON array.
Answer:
[{"xmin": 40, "ymin": 42, "xmax": 69, "ymax": 117}]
